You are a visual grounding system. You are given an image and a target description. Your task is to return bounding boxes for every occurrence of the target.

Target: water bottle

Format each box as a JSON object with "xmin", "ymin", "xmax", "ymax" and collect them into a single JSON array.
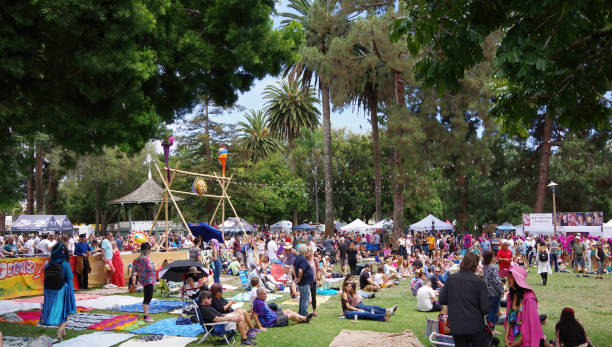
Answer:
[{"xmin": 353, "ymin": 313, "xmax": 358, "ymax": 322}]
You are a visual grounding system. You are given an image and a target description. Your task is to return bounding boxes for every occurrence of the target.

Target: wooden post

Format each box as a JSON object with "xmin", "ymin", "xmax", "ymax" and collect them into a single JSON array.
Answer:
[
  {"xmin": 150, "ymin": 162, "xmax": 180, "ymax": 234},
  {"xmin": 154, "ymin": 162, "xmax": 192, "ymax": 236},
  {"xmin": 213, "ymin": 173, "xmax": 246, "ymax": 237}
]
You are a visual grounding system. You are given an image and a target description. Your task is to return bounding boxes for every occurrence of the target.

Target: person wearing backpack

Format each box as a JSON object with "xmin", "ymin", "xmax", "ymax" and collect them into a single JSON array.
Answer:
[
  {"xmin": 40, "ymin": 240, "xmax": 76, "ymax": 340},
  {"xmin": 536, "ymin": 242, "xmax": 552, "ymax": 286}
]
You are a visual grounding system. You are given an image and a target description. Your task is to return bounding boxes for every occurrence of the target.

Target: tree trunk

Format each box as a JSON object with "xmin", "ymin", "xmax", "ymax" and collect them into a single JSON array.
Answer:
[
  {"xmin": 314, "ymin": 152, "xmax": 319, "ymax": 226},
  {"xmin": 391, "ymin": 70, "xmax": 405, "ymax": 241},
  {"xmin": 320, "ymin": 82, "xmax": 334, "ymax": 237},
  {"xmin": 368, "ymin": 92, "xmax": 382, "ymax": 222},
  {"xmin": 46, "ymin": 166, "xmax": 58, "ymax": 214},
  {"xmin": 534, "ymin": 116, "xmax": 553, "ymax": 213},
  {"xmin": 204, "ymin": 101, "xmax": 211, "ymax": 161},
  {"xmin": 288, "ymin": 135, "xmax": 298, "ymax": 225},
  {"xmin": 0, "ymin": 210, "xmax": 5, "ymax": 232},
  {"xmin": 95, "ymin": 182, "xmax": 100, "ymax": 234},
  {"xmin": 26, "ymin": 164, "xmax": 35, "ymax": 214},
  {"xmin": 35, "ymin": 141, "xmax": 44, "ymax": 214},
  {"xmin": 458, "ymin": 175, "xmax": 468, "ymax": 234}
]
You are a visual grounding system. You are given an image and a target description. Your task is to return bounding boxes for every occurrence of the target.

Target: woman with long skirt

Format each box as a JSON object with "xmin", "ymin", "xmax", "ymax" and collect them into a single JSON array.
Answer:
[{"xmin": 40, "ymin": 241, "xmax": 76, "ymax": 340}]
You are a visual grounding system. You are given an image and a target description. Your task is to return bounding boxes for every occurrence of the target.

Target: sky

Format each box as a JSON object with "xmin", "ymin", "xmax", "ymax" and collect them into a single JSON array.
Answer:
[{"xmin": 175, "ymin": 0, "xmax": 372, "ymax": 136}]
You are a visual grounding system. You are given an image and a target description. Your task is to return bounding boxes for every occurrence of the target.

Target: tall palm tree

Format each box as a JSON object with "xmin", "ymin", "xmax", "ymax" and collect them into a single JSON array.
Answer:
[
  {"xmin": 264, "ymin": 79, "xmax": 321, "ymax": 170},
  {"xmin": 237, "ymin": 109, "xmax": 281, "ymax": 162},
  {"xmin": 280, "ymin": 0, "xmax": 349, "ymax": 236},
  {"xmin": 264, "ymin": 78, "xmax": 320, "ymax": 224},
  {"xmin": 294, "ymin": 128, "xmax": 323, "ymax": 225}
]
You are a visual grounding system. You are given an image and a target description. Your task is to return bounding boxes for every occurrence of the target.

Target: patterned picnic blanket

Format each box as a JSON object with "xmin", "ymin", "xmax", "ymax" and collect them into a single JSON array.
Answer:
[
  {"xmin": 228, "ymin": 292, "xmax": 282, "ymax": 302},
  {"xmin": 88, "ymin": 314, "xmax": 145, "ymax": 331},
  {"xmin": 13, "ymin": 293, "xmax": 100, "ymax": 304},
  {"xmin": 114, "ymin": 300, "xmax": 184, "ymax": 314},
  {"xmin": 130, "ymin": 318, "xmax": 204, "ymax": 337},
  {"xmin": 38, "ymin": 313, "xmax": 114, "ymax": 330},
  {"xmin": 54, "ymin": 332, "xmax": 134, "ymax": 347},
  {"xmin": 2, "ymin": 335, "xmax": 55, "ymax": 347}
]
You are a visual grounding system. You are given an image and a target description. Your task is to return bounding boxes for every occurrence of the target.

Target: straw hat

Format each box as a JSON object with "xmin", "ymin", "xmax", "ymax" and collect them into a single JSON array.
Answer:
[{"xmin": 187, "ymin": 266, "xmax": 200, "ymax": 275}]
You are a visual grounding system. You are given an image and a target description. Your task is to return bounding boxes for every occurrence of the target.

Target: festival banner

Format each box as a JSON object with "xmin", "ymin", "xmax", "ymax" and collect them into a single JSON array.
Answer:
[
  {"xmin": 522, "ymin": 213, "xmax": 552, "ymax": 227},
  {"xmin": 0, "ymin": 257, "xmax": 48, "ymax": 299}
]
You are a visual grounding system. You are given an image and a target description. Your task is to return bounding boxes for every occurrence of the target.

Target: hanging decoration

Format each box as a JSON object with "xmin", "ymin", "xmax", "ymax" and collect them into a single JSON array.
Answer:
[
  {"xmin": 218, "ymin": 146, "xmax": 228, "ymax": 176},
  {"xmin": 130, "ymin": 230, "xmax": 148, "ymax": 244},
  {"xmin": 162, "ymin": 135, "xmax": 174, "ymax": 182},
  {"xmin": 192, "ymin": 178, "xmax": 207, "ymax": 196}
]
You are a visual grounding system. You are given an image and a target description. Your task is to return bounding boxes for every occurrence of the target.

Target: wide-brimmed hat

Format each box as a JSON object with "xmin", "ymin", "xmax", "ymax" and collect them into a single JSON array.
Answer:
[
  {"xmin": 508, "ymin": 265, "xmax": 531, "ymax": 291},
  {"xmin": 187, "ymin": 266, "xmax": 200, "ymax": 275}
]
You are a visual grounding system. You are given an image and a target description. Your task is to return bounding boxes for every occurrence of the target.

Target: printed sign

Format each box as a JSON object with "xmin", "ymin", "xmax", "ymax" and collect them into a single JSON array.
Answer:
[
  {"xmin": 522, "ymin": 213, "xmax": 552, "ymax": 227},
  {"xmin": 0, "ymin": 257, "xmax": 48, "ymax": 299}
]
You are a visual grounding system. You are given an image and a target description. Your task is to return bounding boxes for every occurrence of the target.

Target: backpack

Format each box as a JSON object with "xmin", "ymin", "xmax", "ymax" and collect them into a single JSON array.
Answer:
[
  {"xmin": 539, "ymin": 251, "xmax": 548, "ymax": 262},
  {"xmin": 44, "ymin": 263, "xmax": 64, "ymax": 290}
]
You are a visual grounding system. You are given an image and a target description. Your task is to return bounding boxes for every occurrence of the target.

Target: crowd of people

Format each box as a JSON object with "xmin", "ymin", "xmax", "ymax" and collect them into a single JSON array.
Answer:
[{"xmin": 7, "ymin": 226, "xmax": 607, "ymax": 346}]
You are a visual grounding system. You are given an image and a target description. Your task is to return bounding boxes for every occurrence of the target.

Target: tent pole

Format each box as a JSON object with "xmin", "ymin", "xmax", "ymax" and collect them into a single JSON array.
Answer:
[
  {"xmin": 154, "ymin": 162, "xmax": 191, "ymax": 236},
  {"xmin": 149, "ymin": 162, "xmax": 180, "ymax": 235}
]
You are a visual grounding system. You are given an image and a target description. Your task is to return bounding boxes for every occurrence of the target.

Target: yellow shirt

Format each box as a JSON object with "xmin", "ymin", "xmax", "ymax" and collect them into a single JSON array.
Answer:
[{"xmin": 427, "ymin": 236, "xmax": 435, "ymax": 249}]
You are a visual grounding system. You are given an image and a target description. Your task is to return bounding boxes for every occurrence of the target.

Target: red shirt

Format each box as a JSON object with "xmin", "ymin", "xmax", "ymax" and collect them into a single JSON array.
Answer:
[{"xmin": 497, "ymin": 249, "xmax": 512, "ymax": 270}]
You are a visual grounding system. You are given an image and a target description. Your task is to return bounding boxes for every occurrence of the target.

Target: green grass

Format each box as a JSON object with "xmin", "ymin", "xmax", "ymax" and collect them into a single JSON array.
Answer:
[{"xmin": 2, "ymin": 269, "xmax": 611, "ymax": 346}]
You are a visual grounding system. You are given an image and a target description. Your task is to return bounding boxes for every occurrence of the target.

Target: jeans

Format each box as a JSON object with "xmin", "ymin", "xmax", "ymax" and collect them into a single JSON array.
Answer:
[
  {"xmin": 78, "ymin": 257, "xmax": 90, "ymax": 289},
  {"xmin": 212, "ymin": 259, "xmax": 222, "ymax": 284},
  {"xmin": 597, "ymin": 260, "xmax": 605, "ymax": 275},
  {"xmin": 310, "ymin": 282, "xmax": 317, "ymax": 310},
  {"xmin": 356, "ymin": 302, "xmax": 386, "ymax": 314},
  {"xmin": 585, "ymin": 254, "xmax": 592, "ymax": 271},
  {"xmin": 487, "ymin": 295, "xmax": 501, "ymax": 326},
  {"xmin": 345, "ymin": 310, "xmax": 386, "ymax": 321},
  {"xmin": 297, "ymin": 284, "xmax": 311, "ymax": 317},
  {"xmin": 452, "ymin": 329, "xmax": 490, "ymax": 347},
  {"xmin": 549, "ymin": 253, "xmax": 559, "ymax": 272}
]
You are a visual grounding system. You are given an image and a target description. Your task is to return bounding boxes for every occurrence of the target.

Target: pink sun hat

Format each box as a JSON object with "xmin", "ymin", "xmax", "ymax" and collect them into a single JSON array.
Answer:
[{"xmin": 508, "ymin": 265, "xmax": 532, "ymax": 291}]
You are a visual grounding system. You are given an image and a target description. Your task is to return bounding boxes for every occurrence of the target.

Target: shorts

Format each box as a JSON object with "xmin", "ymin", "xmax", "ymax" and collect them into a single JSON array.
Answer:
[
  {"xmin": 104, "ymin": 259, "xmax": 115, "ymax": 273},
  {"xmin": 143, "ymin": 284, "xmax": 154, "ymax": 305},
  {"xmin": 273, "ymin": 313, "xmax": 289, "ymax": 327},
  {"xmin": 574, "ymin": 256, "xmax": 585, "ymax": 267},
  {"xmin": 340, "ymin": 257, "xmax": 347, "ymax": 265}
]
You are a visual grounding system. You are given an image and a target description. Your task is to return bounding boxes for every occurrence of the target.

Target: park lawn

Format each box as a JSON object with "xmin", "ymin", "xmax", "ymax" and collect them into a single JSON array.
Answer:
[{"xmin": 1, "ymin": 269, "xmax": 611, "ymax": 346}]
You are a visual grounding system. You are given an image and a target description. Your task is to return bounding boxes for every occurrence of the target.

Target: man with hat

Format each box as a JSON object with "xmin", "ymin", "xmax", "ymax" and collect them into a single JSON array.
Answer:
[
  {"xmin": 571, "ymin": 236, "xmax": 588, "ymax": 277},
  {"xmin": 74, "ymin": 233, "xmax": 93, "ymax": 289},
  {"xmin": 198, "ymin": 290, "xmax": 256, "ymax": 346}
]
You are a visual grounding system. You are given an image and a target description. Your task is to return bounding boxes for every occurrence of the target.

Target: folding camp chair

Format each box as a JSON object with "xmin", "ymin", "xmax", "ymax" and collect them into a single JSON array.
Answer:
[
  {"xmin": 238, "ymin": 270, "xmax": 249, "ymax": 290},
  {"xmin": 425, "ymin": 317, "xmax": 455, "ymax": 346},
  {"xmin": 193, "ymin": 299, "xmax": 236, "ymax": 345},
  {"xmin": 159, "ymin": 278, "xmax": 181, "ymax": 298}
]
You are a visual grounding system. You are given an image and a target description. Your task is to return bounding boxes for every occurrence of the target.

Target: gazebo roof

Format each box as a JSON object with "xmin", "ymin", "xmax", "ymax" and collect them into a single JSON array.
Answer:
[{"xmin": 109, "ymin": 178, "xmax": 182, "ymax": 205}]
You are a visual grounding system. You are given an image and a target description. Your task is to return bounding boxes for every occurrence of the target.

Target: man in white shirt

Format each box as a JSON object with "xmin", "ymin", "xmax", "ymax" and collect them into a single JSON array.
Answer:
[
  {"xmin": 584, "ymin": 238, "xmax": 592, "ymax": 271},
  {"xmin": 416, "ymin": 280, "xmax": 441, "ymax": 312},
  {"xmin": 24, "ymin": 235, "xmax": 36, "ymax": 256},
  {"xmin": 266, "ymin": 236, "xmax": 278, "ymax": 262},
  {"xmin": 37, "ymin": 234, "xmax": 53, "ymax": 254}
]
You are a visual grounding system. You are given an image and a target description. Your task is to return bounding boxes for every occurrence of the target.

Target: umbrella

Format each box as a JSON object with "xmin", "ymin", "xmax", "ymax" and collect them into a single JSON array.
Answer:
[{"xmin": 158, "ymin": 260, "xmax": 209, "ymax": 282}]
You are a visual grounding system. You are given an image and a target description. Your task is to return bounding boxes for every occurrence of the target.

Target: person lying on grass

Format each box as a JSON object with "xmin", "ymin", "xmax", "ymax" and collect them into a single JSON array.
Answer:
[
  {"xmin": 252, "ymin": 288, "xmax": 312, "ymax": 330},
  {"xmin": 340, "ymin": 281, "xmax": 395, "ymax": 321},
  {"xmin": 198, "ymin": 290, "xmax": 256, "ymax": 346}
]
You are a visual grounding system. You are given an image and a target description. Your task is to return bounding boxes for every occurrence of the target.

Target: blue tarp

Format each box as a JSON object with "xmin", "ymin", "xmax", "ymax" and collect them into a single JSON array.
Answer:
[
  {"xmin": 292, "ymin": 223, "xmax": 316, "ymax": 231},
  {"xmin": 188, "ymin": 222, "xmax": 224, "ymax": 243},
  {"xmin": 11, "ymin": 215, "xmax": 61, "ymax": 233}
]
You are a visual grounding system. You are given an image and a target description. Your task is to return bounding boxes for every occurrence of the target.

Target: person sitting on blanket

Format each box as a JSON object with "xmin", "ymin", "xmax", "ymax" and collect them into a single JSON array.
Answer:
[
  {"xmin": 341, "ymin": 281, "xmax": 394, "ymax": 321},
  {"xmin": 374, "ymin": 266, "xmax": 395, "ymax": 288},
  {"xmin": 184, "ymin": 266, "xmax": 208, "ymax": 300},
  {"xmin": 198, "ymin": 290, "xmax": 257, "ymax": 346},
  {"xmin": 210, "ymin": 283, "xmax": 258, "ymax": 337},
  {"xmin": 228, "ymin": 257, "xmax": 242, "ymax": 276},
  {"xmin": 252, "ymin": 288, "xmax": 311, "ymax": 331}
]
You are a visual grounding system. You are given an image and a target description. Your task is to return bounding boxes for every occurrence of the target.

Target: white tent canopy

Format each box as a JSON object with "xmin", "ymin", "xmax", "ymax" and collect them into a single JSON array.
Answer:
[
  {"xmin": 340, "ymin": 219, "xmax": 372, "ymax": 234},
  {"xmin": 372, "ymin": 219, "xmax": 393, "ymax": 230},
  {"xmin": 269, "ymin": 220, "xmax": 292, "ymax": 233},
  {"xmin": 605, "ymin": 219, "xmax": 612, "ymax": 227},
  {"xmin": 410, "ymin": 214, "xmax": 453, "ymax": 232}
]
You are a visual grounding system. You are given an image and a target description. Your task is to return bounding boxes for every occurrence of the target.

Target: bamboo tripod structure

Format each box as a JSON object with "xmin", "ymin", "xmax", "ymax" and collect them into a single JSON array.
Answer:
[{"xmin": 149, "ymin": 161, "xmax": 247, "ymax": 245}]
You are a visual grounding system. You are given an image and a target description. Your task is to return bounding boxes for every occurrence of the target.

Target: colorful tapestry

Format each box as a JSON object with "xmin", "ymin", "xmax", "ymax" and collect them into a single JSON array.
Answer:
[
  {"xmin": 114, "ymin": 300, "xmax": 184, "ymax": 314},
  {"xmin": 88, "ymin": 314, "xmax": 144, "ymax": 331},
  {"xmin": 38, "ymin": 312, "xmax": 114, "ymax": 330}
]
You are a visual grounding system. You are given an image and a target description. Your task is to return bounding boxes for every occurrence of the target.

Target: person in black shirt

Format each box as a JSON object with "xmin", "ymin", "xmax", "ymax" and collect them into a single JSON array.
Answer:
[
  {"xmin": 198, "ymin": 291, "xmax": 256, "ymax": 346},
  {"xmin": 595, "ymin": 242, "xmax": 606, "ymax": 279},
  {"xmin": 359, "ymin": 264, "xmax": 380, "ymax": 292},
  {"xmin": 346, "ymin": 241, "xmax": 358, "ymax": 275},
  {"xmin": 430, "ymin": 268, "xmax": 443, "ymax": 291},
  {"xmin": 210, "ymin": 283, "xmax": 256, "ymax": 334},
  {"xmin": 439, "ymin": 252, "xmax": 489, "ymax": 346},
  {"xmin": 338, "ymin": 237, "xmax": 348, "ymax": 273}
]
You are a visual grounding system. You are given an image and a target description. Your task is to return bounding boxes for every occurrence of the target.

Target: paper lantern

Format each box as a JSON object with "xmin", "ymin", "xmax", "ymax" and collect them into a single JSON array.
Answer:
[
  {"xmin": 192, "ymin": 178, "xmax": 207, "ymax": 196},
  {"xmin": 131, "ymin": 231, "xmax": 148, "ymax": 244}
]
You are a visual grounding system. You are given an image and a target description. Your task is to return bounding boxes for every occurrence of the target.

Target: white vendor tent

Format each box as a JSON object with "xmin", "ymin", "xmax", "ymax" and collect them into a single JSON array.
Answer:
[
  {"xmin": 340, "ymin": 219, "xmax": 372, "ymax": 234},
  {"xmin": 269, "ymin": 220, "xmax": 292, "ymax": 233},
  {"xmin": 372, "ymin": 219, "xmax": 393, "ymax": 230},
  {"xmin": 410, "ymin": 214, "xmax": 453, "ymax": 232}
]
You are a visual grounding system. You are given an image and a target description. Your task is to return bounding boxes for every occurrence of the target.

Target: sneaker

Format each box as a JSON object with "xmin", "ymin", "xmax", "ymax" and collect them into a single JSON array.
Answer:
[
  {"xmin": 576, "ymin": 274, "xmax": 580, "ymax": 278},
  {"xmin": 248, "ymin": 328, "xmax": 261, "ymax": 334},
  {"xmin": 247, "ymin": 331, "xmax": 256, "ymax": 338},
  {"xmin": 391, "ymin": 305, "xmax": 398, "ymax": 315},
  {"xmin": 143, "ymin": 315, "xmax": 154, "ymax": 322},
  {"xmin": 241, "ymin": 338, "xmax": 256, "ymax": 345}
]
